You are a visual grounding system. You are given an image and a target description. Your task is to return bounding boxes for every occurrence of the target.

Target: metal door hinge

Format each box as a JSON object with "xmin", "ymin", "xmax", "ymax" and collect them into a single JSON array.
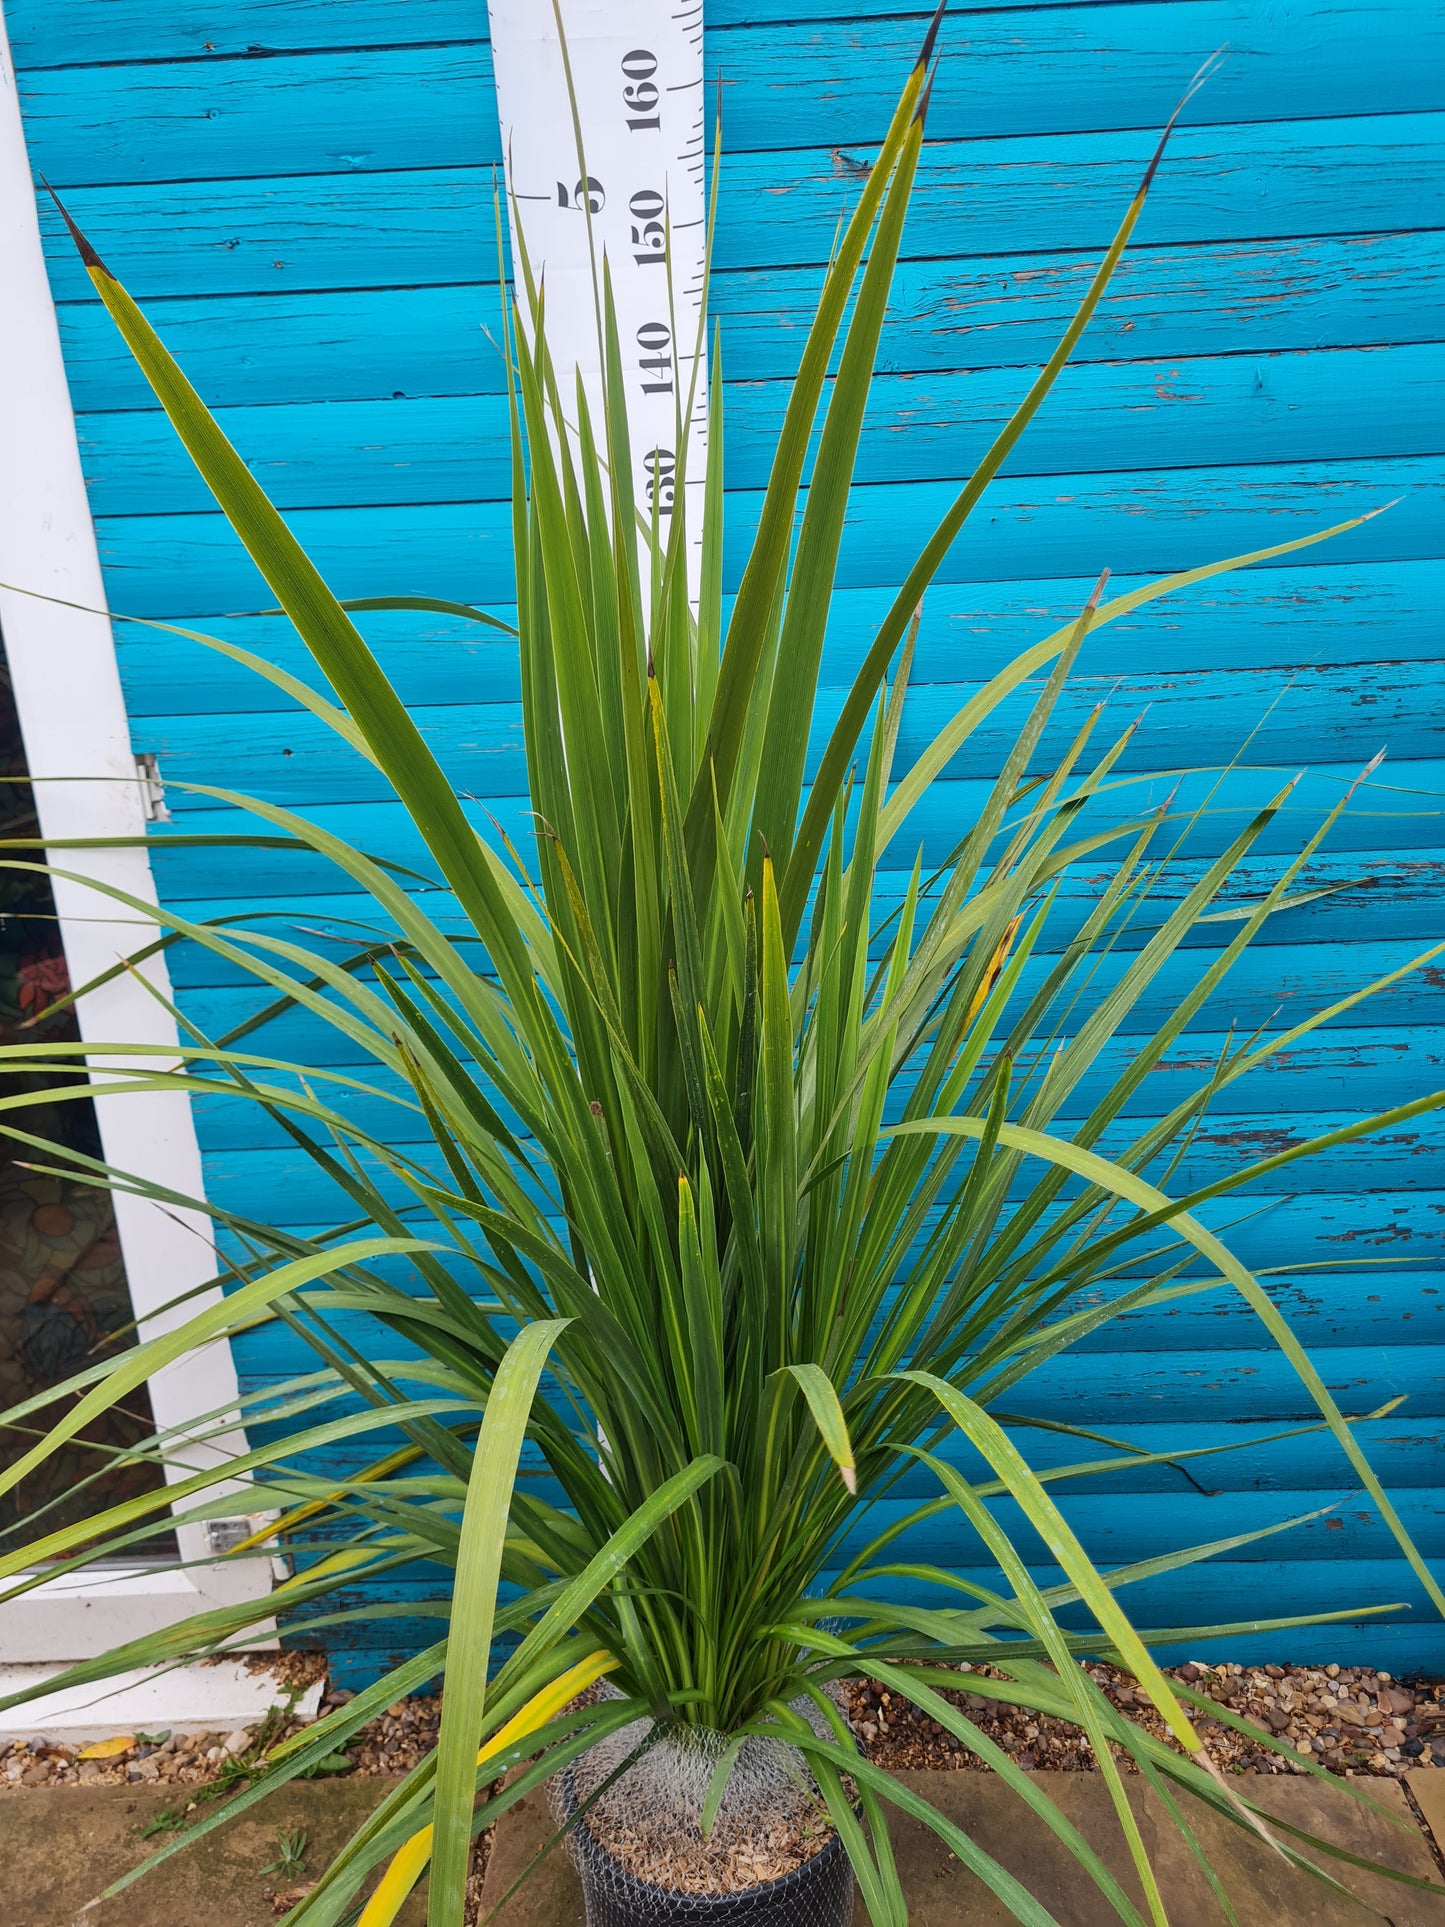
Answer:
[
  {"xmin": 135, "ymin": 751, "xmax": 170, "ymax": 822},
  {"xmin": 206, "ymin": 1513, "xmax": 291, "ymax": 1581}
]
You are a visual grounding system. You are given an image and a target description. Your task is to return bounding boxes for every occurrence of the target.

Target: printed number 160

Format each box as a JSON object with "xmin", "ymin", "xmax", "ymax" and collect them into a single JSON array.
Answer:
[{"xmin": 623, "ymin": 49, "xmax": 661, "ymax": 132}]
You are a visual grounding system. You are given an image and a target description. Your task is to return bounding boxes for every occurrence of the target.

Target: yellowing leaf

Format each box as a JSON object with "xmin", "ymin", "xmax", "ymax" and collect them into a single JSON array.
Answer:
[{"xmin": 78, "ymin": 1734, "xmax": 133, "ymax": 1760}]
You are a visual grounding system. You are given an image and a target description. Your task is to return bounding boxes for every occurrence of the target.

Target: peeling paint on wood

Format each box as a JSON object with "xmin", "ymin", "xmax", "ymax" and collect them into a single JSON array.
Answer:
[{"xmin": 10, "ymin": 0, "xmax": 1443, "ymax": 1674}]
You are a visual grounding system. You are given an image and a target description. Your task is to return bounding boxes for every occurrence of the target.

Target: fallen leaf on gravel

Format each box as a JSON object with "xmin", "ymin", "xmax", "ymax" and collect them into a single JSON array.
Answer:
[{"xmin": 77, "ymin": 1735, "xmax": 133, "ymax": 1760}]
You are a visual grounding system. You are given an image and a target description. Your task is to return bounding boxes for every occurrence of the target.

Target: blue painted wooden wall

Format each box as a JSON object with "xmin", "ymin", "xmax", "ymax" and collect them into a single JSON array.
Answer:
[{"xmin": 6, "ymin": 0, "xmax": 1443, "ymax": 1679}]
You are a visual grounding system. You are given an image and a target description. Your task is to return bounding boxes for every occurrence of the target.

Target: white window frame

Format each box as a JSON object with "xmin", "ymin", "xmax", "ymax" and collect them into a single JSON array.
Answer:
[{"xmin": 0, "ymin": 19, "xmax": 271, "ymax": 1657}]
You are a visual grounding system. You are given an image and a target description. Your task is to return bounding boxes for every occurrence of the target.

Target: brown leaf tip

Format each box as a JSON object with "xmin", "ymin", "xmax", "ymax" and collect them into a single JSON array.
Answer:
[
  {"xmin": 40, "ymin": 177, "xmax": 109, "ymax": 274},
  {"xmin": 914, "ymin": 65, "xmax": 938, "ymax": 128},
  {"xmin": 918, "ymin": 0, "xmax": 948, "ymax": 73},
  {"xmin": 1139, "ymin": 46, "xmax": 1231, "ymax": 199}
]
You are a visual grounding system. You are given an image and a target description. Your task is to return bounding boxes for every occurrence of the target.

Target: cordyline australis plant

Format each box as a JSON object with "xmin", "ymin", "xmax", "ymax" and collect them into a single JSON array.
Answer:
[{"xmin": 0, "ymin": 21, "xmax": 1441, "ymax": 1927}]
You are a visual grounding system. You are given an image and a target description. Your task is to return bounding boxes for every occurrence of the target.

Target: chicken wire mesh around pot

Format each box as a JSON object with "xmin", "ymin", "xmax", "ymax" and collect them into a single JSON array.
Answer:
[{"xmin": 553, "ymin": 1689, "xmax": 856, "ymax": 1925}]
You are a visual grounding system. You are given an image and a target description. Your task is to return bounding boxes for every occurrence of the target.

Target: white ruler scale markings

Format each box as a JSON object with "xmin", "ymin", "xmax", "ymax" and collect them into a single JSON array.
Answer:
[{"xmin": 488, "ymin": 1, "xmax": 709, "ymax": 600}]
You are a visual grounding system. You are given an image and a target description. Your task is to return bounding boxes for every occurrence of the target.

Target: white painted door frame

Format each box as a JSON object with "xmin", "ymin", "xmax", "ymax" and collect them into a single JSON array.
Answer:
[{"xmin": 0, "ymin": 15, "xmax": 271, "ymax": 1657}]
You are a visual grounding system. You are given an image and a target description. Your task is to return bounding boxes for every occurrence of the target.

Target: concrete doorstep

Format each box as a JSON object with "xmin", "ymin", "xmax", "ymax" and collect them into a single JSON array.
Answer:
[{"xmin": 1, "ymin": 1770, "xmax": 1442, "ymax": 1925}]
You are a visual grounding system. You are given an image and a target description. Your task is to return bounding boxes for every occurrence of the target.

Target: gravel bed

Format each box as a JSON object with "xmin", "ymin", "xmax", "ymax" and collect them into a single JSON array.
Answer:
[
  {"xmin": 5, "ymin": 1656, "xmax": 1440, "ymax": 1795},
  {"xmin": 844, "ymin": 1660, "xmax": 1445, "ymax": 1778}
]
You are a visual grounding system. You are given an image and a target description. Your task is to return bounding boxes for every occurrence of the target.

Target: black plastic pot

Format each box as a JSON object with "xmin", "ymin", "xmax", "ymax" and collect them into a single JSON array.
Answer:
[{"xmin": 561, "ymin": 1769, "xmax": 856, "ymax": 1926}]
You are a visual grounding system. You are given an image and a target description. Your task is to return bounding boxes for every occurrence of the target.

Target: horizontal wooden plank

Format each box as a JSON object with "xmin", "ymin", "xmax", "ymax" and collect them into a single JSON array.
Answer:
[
  {"xmin": 741, "ymin": 342, "xmax": 1445, "ymax": 491},
  {"xmin": 225, "ymin": 1196, "xmax": 1433, "ymax": 1310},
  {"xmin": 162, "ymin": 922, "xmax": 1445, "ymax": 1051},
  {"xmin": 193, "ymin": 1133, "xmax": 1445, "ymax": 1257},
  {"xmin": 34, "ymin": 116, "xmax": 1445, "ymax": 301},
  {"xmin": 890, "ymin": 1418, "xmax": 1445, "ymax": 1492},
  {"xmin": 114, "ymin": 564, "xmax": 1445, "ymax": 728},
  {"xmin": 20, "ymin": 44, "xmax": 498, "ymax": 186},
  {"xmin": 5, "ymin": 0, "xmax": 488, "ymax": 66},
  {"xmin": 58, "ymin": 282, "xmax": 503, "ymax": 412},
  {"xmin": 156, "ymin": 843, "xmax": 1445, "ymax": 989},
  {"xmin": 246, "ymin": 1407, "xmax": 1445, "ymax": 1497},
  {"xmin": 38, "ymin": 167, "xmax": 499, "ymax": 304},
  {"xmin": 712, "ymin": 112, "xmax": 1445, "ymax": 273},
  {"xmin": 834, "ymin": 1488, "xmax": 1445, "ymax": 1569},
  {"xmin": 826, "ymin": 1567, "xmax": 1442, "ymax": 1674},
  {"xmin": 90, "ymin": 457, "xmax": 1443, "ymax": 616},
  {"xmin": 1031, "ymin": 1267, "xmax": 1445, "ymax": 1350},
  {"xmin": 173, "ymin": 1017, "xmax": 1445, "ymax": 1159},
  {"xmin": 138, "ymin": 660, "xmax": 1445, "ymax": 810},
  {"xmin": 152, "ymin": 847, "xmax": 1445, "ymax": 987},
  {"xmin": 76, "ymin": 342, "xmax": 1445, "ymax": 516},
  {"xmin": 984, "ymin": 1337, "xmax": 1445, "ymax": 1422},
  {"xmin": 141, "ymin": 760, "xmax": 1445, "ymax": 911},
  {"xmin": 183, "ymin": 1030, "xmax": 1445, "ymax": 1204},
  {"xmin": 720, "ymin": 232, "xmax": 1445, "ymax": 382},
  {"xmin": 182, "ymin": 1038, "xmax": 1445, "ymax": 1183},
  {"xmin": 9, "ymin": 2, "xmax": 1258, "ymax": 74},
  {"xmin": 57, "ymin": 232, "xmax": 1445, "ymax": 412},
  {"xmin": 705, "ymin": 4, "xmax": 1445, "ymax": 151},
  {"xmin": 175, "ymin": 1022, "xmax": 1445, "ymax": 1173},
  {"xmin": 18, "ymin": 6, "xmax": 1443, "ymax": 185}
]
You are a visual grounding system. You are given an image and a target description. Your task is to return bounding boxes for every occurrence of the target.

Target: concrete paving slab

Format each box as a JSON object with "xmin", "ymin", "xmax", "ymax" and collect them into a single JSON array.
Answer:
[
  {"xmin": 0, "ymin": 1780, "xmax": 428, "ymax": 1927},
  {"xmin": 1410, "ymin": 1771, "xmax": 1445, "ymax": 1864},
  {"xmin": 480, "ymin": 1779, "xmax": 586, "ymax": 1924},
  {"xmin": 479, "ymin": 1771, "xmax": 1445, "ymax": 1924}
]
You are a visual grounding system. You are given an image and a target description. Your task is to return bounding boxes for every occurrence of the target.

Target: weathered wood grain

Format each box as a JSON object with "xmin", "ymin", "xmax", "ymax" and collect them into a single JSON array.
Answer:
[
  {"xmin": 707, "ymin": 113, "xmax": 1445, "ymax": 273},
  {"xmin": 4, "ymin": 0, "xmax": 488, "ymax": 66},
  {"xmin": 192, "ymin": 1116, "xmax": 1445, "ymax": 1264},
  {"xmin": 884, "ymin": 1418, "xmax": 1445, "ymax": 1489},
  {"xmin": 719, "ymin": 232, "xmax": 1445, "ymax": 380},
  {"xmin": 295, "ymin": 1570, "xmax": 1439, "ymax": 1681},
  {"xmin": 135, "ymin": 660, "xmax": 1445, "ymax": 809},
  {"xmin": 14, "ymin": 1, "xmax": 1295, "ymax": 76},
  {"xmin": 56, "ymin": 233, "xmax": 1445, "ymax": 412},
  {"xmin": 32, "ymin": 117, "xmax": 1444, "ymax": 301},
  {"xmin": 112, "ymin": 563, "xmax": 1445, "ymax": 726},
  {"xmin": 22, "ymin": 44, "xmax": 498, "ymax": 185},
  {"xmin": 708, "ymin": 4, "xmax": 1445, "ymax": 149},
  {"xmin": 173, "ymin": 1019, "xmax": 1445, "ymax": 1146},
  {"xmin": 89, "ymin": 457, "xmax": 1443, "ymax": 616},
  {"xmin": 161, "ymin": 931, "xmax": 1445, "ymax": 1049},
  {"xmin": 837, "ymin": 1486, "xmax": 1445, "ymax": 1567},
  {"xmin": 155, "ymin": 847, "xmax": 1445, "ymax": 975},
  {"xmin": 188, "ymin": 1100, "xmax": 1445, "ymax": 1198},
  {"xmin": 74, "ymin": 341, "xmax": 1445, "ymax": 515},
  {"xmin": 203, "ymin": 1143, "xmax": 1445, "ymax": 1248},
  {"xmin": 17, "ymin": 6, "xmax": 1443, "ymax": 183},
  {"xmin": 139, "ymin": 757, "xmax": 1445, "ymax": 908}
]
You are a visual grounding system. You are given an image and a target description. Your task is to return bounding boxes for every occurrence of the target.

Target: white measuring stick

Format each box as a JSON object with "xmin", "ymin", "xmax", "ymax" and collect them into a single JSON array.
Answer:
[{"xmin": 488, "ymin": 0, "xmax": 708, "ymax": 601}]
